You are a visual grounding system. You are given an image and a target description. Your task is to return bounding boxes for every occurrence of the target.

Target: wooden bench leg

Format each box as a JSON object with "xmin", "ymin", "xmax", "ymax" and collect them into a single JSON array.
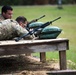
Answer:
[
  {"xmin": 40, "ymin": 52, "xmax": 46, "ymax": 63},
  {"xmin": 59, "ymin": 50, "xmax": 67, "ymax": 70}
]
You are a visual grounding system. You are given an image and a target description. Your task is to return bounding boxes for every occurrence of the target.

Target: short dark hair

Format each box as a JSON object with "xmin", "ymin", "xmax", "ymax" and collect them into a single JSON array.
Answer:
[
  {"xmin": 1, "ymin": 5, "xmax": 13, "ymax": 14},
  {"xmin": 16, "ymin": 16, "xmax": 27, "ymax": 23}
]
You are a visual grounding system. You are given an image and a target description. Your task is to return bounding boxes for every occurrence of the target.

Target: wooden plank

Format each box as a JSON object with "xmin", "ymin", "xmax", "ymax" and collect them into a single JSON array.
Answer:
[
  {"xmin": 0, "ymin": 38, "xmax": 68, "ymax": 46},
  {"xmin": 0, "ymin": 38, "xmax": 69, "ymax": 55},
  {"xmin": 59, "ymin": 50, "xmax": 67, "ymax": 70},
  {"xmin": 40, "ymin": 52, "xmax": 46, "ymax": 62},
  {"xmin": 47, "ymin": 70, "xmax": 76, "ymax": 75}
]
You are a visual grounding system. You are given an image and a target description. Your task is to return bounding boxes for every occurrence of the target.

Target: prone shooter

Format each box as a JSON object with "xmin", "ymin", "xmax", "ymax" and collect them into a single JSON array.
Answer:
[{"xmin": 15, "ymin": 17, "xmax": 62, "ymax": 42}]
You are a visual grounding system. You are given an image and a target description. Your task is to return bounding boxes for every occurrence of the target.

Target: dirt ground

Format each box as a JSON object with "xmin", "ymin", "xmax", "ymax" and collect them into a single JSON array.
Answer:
[{"xmin": 0, "ymin": 55, "xmax": 60, "ymax": 75}]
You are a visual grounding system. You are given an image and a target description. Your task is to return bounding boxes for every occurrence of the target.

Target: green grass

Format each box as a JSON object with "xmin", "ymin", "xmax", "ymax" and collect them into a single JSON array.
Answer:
[{"xmin": 0, "ymin": 5, "xmax": 76, "ymax": 63}]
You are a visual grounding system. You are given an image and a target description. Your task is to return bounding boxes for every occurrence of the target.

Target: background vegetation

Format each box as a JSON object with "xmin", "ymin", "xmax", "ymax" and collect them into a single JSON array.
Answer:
[{"xmin": 0, "ymin": 0, "xmax": 76, "ymax": 5}]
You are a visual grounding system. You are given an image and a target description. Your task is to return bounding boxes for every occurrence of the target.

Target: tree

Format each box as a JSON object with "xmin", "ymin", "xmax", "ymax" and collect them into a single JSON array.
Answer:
[{"xmin": 34, "ymin": 0, "xmax": 49, "ymax": 5}]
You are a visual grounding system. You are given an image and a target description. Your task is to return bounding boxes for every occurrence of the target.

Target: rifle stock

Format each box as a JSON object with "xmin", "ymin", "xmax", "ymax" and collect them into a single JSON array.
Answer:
[{"xmin": 15, "ymin": 17, "xmax": 61, "ymax": 42}]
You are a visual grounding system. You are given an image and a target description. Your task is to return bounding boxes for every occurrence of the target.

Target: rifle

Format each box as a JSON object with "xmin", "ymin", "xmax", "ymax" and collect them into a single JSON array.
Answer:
[
  {"xmin": 15, "ymin": 17, "xmax": 61, "ymax": 42},
  {"xmin": 26, "ymin": 15, "xmax": 45, "ymax": 31},
  {"xmin": 27, "ymin": 15, "xmax": 45, "ymax": 25}
]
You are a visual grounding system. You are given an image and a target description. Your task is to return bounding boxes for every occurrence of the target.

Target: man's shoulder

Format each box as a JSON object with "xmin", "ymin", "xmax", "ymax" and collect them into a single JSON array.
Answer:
[{"xmin": 0, "ymin": 14, "xmax": 5, "ymax": 21}]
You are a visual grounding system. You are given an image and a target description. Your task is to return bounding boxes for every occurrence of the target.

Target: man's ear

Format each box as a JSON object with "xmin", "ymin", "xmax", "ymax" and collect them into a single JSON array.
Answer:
[
  {"xmin": 2, "ymin": 12, "xmax": 6, "ymax": 15},
  {"xmin": 19, "ymin": 21, "xmax": 24, "ymax": 28},
  {"xmin": 19, "ymin": 21, "xmax": 23, "ymax": 25}
]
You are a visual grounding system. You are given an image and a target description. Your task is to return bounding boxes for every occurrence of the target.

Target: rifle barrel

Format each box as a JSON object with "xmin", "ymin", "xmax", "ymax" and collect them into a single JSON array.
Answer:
[
  {"xmin": 37, "ymin": 15, "xmax": 45, "ymax": 20},
  {"xmin": 49, "ymin": 17, "xmax": 61, "ymax": 23},
  {"xmin": 27, "ymin": 15, "xmax": 45, "ymax": 27}
]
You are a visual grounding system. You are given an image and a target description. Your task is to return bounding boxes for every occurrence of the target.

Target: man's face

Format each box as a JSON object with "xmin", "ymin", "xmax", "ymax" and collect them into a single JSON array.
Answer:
[
  {"xmin": 19, "ymin": 21, "xmax": 28, "ymax": 28},
  {"xmin": 3, "ymin": 10, "xmax": 13, "ymax": 19}
]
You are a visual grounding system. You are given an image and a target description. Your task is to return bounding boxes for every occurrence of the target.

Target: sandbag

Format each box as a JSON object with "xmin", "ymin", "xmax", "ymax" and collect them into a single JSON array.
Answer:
[
  {"xmin": 39, "ymin": 32, "xmax": 61, "ymax": 39},
  {"xmin": 29, "ymin": 22, "xmax": 44, "ymax": 28},
  {"xmin": 40, "ymin": 26, "xmax": 62, "ymax": 34},
  {"xmin": 39, "ymin": 26, "xmax": 62, "ymax": 39}
]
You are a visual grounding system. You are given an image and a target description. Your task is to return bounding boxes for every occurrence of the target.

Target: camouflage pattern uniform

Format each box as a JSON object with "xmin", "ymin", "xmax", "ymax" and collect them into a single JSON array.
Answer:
[
  {"xmin": 0, "ymin": 19, "xmax": 34, "ymax": 40},
  {"xmin": 0, "ymin": 14, "xmax": 5, "ymax": 21}
]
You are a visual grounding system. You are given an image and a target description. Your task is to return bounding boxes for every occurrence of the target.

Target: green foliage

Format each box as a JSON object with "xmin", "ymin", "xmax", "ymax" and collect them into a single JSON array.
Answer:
[
  {"xmin": 0, "ymin": 0, "xmax": 76, "ymax": 5},
  {"xmin": 67, "ymin": 60, "xmax": 76, "ymax": 69},
  {"xmin": 0, "ymin": 0, "xmax": 33, "ymax": 5},
  {"xmin": 62, "ymin": 0, "xmax": 76, "ymax": 4}
]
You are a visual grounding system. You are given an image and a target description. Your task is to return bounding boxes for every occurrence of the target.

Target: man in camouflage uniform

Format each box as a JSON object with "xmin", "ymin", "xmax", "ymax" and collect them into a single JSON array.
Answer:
[
  {"xmin": 0, "ymin": 6, "xmax": 34, "ymax": 40},
  {"xmin": 0, "ymin": 18, "xmax": 34, "ymax": 40},
  {"xmin": 0, "ymin": 5, "xmax": 13, "ymax": 21}
]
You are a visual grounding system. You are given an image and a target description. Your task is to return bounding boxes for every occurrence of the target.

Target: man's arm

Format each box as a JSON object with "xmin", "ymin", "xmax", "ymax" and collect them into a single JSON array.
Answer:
[{"xmin": 11, "ymin": 20, "xmax": 34, "ymax": 40}]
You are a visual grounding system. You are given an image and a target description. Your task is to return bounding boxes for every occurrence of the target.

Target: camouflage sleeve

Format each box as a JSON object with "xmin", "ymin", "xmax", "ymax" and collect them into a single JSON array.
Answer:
[
  {"xmin": 11, "ymin": 20, "xmax": 35, "ymax": 39},
  {"xmin": 0, "ymin": 14, "xmax": 5, "ymax": 21}
]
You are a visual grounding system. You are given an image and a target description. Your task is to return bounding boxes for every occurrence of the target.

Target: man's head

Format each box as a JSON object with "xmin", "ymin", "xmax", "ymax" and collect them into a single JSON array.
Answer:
[
  {"xmin": 16, "ymin": 16, "xmax": 27, "ymax": 28},
  {"xmin": 1, "ymin": 5, "xmax": 13, "ymax": 19}
]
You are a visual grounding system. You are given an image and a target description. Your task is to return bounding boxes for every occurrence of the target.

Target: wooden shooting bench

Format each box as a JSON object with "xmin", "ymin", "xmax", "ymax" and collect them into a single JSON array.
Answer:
[{"xmin": 0, "ymin": 38, "xmax": 69, "ymax": 70}]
